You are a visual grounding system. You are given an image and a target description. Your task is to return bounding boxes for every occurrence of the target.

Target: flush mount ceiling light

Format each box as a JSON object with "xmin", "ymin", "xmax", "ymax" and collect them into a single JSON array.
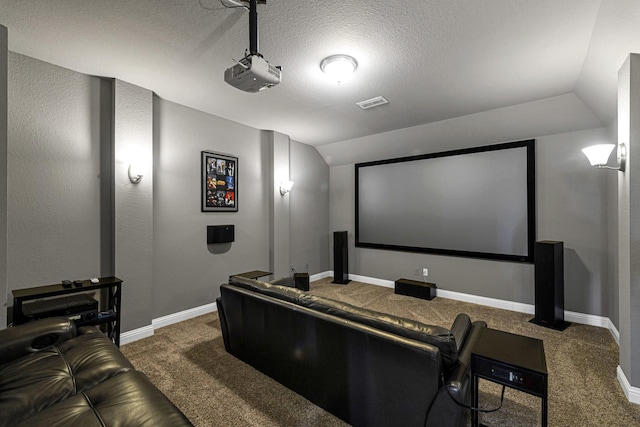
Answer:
[{"xmin": 320, "ymin": 54, "xmax": 358, "ymax": 84}]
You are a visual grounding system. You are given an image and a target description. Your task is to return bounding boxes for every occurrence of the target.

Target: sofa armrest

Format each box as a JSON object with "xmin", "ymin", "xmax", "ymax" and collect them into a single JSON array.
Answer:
[
  {"xmin": 450, "ymin": 313, "xmax": 472, "ymax": 352},
  {"xmin": 426, "ymin": 320, "xmax": 487, "ymax": 427},
  {"xmin": 0, "ymin": 316, "xmax": 77, "ymax": 365},
  {"xmin": 443, "ymin": 321, "xmax": 487, "ymax": 389}
]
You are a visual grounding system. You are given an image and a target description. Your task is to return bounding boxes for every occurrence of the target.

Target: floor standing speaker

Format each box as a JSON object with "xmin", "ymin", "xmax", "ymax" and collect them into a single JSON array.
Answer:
[
  {"xmin": 332, "ymin": 231, "xmax": 350, "ymax": 284},
  {"xmin": 530, "ymin": 240, "xmax": 570, "ymax": 331}
]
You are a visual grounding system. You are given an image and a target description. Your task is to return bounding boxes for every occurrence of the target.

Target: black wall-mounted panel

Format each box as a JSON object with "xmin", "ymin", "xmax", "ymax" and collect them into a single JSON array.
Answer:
[{"xmin": 207, "ymin": 225, "xmax": 235, "ymax": 244}]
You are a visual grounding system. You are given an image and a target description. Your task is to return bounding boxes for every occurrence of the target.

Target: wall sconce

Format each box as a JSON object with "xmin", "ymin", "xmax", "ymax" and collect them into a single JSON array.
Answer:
[
  {"xmin": 128, "ymin": 161, "xmax": 148, "ymax": 184},
  {"xmin": 581, "ymin": 143, "xmax": 626, "ymax": 172},
  {"xmin": 279, "ymin": 180, "xmax": 294, "ymax": 196}
]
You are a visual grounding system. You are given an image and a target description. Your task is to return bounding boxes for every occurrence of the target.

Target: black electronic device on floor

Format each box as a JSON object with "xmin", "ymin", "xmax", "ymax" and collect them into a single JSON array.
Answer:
[
  {"xmin": 19, "ymin": 293, "xmax": 98, "ymax": 326},
  {"xmin": 395, "ymin": 278, "xmax": 437, "ymax": 300}
]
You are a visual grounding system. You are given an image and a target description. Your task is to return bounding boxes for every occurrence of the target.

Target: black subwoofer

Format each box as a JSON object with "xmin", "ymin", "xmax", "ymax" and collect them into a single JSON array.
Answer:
[
  {"xmin": 332, "ymin": 231, "xmax": 350, "ymax": 284},
  {"xmin": 530, "ymin": 240, "xmax": 570, "ymax": 330}
]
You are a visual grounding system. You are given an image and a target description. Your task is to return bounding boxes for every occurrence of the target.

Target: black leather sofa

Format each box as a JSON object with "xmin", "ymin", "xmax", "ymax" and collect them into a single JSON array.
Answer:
[
  {"xmin": 0, "ymin": 317, "xmax": 193, "ymax": 427},
  {"xmin": 217, "ymin": 276, "xmax": 487, "ymax": 427}
]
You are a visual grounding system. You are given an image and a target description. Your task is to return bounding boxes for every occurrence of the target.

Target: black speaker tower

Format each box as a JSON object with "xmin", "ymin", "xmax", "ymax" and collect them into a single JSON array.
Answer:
[
  {"xmin": 530, "ymin": 240, "xmax": 570, "ymax": 331},
  {"xmin": 332, "ymin": 231, "xmax": 350, "ymax": 284}
]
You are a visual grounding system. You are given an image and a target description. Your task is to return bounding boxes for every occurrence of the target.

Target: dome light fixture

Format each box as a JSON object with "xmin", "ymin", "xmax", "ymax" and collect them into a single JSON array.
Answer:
[{"xmin": 320, "ymin": 54, "xmax": 358, "ymax": 84}]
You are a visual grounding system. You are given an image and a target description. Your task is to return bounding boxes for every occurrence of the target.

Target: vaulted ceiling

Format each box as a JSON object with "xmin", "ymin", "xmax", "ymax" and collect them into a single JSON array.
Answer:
[{"xmin": 1, "ymin": 0, "xmax": 640, "ymax": 149}]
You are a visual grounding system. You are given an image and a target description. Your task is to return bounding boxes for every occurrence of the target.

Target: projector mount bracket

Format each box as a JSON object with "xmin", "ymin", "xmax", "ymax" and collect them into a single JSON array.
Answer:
[
  {"xmin": 224, "ymin": 0, "xmax": 267, "ymax": 58},
  {"xmin": 223, "ymin": 0, "xmax": 281, "ymax": 92}
]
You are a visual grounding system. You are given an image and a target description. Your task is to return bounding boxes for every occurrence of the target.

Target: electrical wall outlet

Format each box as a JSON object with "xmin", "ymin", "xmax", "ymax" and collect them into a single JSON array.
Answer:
[{"xmin": 422, "ymin": 268, "xmax": 429, "ymax": 276}]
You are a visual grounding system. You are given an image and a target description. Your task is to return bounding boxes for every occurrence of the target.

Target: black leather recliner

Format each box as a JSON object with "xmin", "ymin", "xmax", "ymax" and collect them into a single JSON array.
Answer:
[{"xmin": 0, "ymin": 317, "xmax": 193, "ymax": 427}]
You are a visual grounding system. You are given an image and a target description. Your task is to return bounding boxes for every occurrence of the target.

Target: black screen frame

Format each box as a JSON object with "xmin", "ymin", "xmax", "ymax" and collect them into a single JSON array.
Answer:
[{"xmin": 354, "ymin": 139, "xmax": 536, "ymax": 263}]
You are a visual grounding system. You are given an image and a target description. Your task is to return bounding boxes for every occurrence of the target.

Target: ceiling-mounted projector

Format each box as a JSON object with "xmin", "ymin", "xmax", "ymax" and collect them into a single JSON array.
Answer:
[
  {"xmin": 224, "ymin": 54, "xmax": 281, "ymax": 93},
  {"xmin": 224, "ymin": 0, "xmax": 281, "ymax": 93}
]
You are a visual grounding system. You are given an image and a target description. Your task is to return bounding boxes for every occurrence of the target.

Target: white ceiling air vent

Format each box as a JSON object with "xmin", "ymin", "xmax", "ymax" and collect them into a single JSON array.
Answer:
[{"xmin": 356, "ymin": 96, "xmax": 389, "ymax": 110}]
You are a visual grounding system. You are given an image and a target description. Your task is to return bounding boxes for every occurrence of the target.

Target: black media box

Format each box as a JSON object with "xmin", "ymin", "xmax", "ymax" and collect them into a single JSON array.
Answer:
[
  {"xmin": 394, "ymin": 278, "xmax": 437, "ymax": 301},
  {"xmin": 20, "ymin": 294, "xmax": 99, "ymax": 326}
]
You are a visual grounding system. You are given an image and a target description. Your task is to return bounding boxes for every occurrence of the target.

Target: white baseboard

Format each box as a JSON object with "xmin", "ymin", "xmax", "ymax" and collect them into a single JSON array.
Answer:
[
  {"xmin": 310, "ymin": 271, "xmax": 332, "ymax": 282},
  {"xmin": 618, "ymin": 366, "xmax": 640, "ymax": 404},
  {"xmin": 120, "ymin": 302, "xmax": 217, "ymax": 346},
  {"xmin": 436, "ymin": 288, "xmax": 535, "ymax": 315},
  {"xmin": 607, "ymin": 318, "xmax": 620, "ymax": 345},
  {"xmin": 120, "ymin": 325, "xmax": 154, "ymax": 345},
  {"xmin": 347, "ymin": 273, "xmax": 395, "ymax": 288},
  {"xmin": 138, "ymin": 272, "xmax": 618, "ymax": 345},
  {"xmin": 332, "ymin": 272, "xmax": 619, "ymax": 338},
  {"xmin": 152, "ymin": 302, "xmax": 217, "ymax": 329},
  {"xmin": 120, "ymin": 271, "xmax": 635, "ymax": 403},
  {"xmin": 343, "ymin": 272, "xmax": 637, "ymax": 401}
]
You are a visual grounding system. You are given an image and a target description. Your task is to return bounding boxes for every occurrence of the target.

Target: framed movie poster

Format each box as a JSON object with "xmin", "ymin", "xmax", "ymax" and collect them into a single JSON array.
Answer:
[{"xmin": 201, "ymin": 151, "xmax": 237, "ymax": 212}]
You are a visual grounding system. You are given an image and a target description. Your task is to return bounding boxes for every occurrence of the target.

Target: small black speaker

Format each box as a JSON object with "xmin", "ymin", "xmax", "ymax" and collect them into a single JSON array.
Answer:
[
  {"xmin": 294, "ymin": 273, "xmax": 310, "ymax": 291},
  {"xmin": 207, "ymin": 225, "xmax": 234, "ymax": 244},
  {"xmin": 531, "ymin": 240, "xmax": 569, "ymax": 330},
  {"xmin": 332, "ymin": 231, "xmax": 350, "ymax": 284}
]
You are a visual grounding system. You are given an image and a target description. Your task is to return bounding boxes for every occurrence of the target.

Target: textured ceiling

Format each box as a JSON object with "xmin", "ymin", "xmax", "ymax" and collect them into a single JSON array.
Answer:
[{"xmin": 1, "ymin": 0, "xmax": 639, "ymax": 147}]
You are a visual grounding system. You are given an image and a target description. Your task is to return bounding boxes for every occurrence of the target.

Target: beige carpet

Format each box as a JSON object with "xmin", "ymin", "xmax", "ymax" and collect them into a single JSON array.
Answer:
[{"xmin": 122, "ymin": 278, "xmax": 640, "ymax": 426}]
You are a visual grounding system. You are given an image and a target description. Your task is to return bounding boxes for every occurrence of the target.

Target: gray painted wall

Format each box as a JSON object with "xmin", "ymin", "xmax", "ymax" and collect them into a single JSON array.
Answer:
[
  {"xmin": 152, "ymin": 97, "xmax": 271, "ymax": 318},
  {"xmin": 0, "ymin": 25, "xmax": 7, "ymax": 329},
  {"xmin": 290, "ymin": 140, "xmax": 330, "ymax": 275},
  {"xmin": 1, "ymin": 52, "xmax": 332, "ymax": 330},
  {"xmin": 330, "ymin": 126, "xmax": 613, "ymax": 318},
  {"xmin": 319, "ymin": 94, "xmax": 603, "ymax": 168},
  {"xmin": 7, "ymin": 53, "xmax": 102, "ymax": 294},
  {"xmin": 151, "ymin": 102, "xmax": 331, "ymax": 318}
]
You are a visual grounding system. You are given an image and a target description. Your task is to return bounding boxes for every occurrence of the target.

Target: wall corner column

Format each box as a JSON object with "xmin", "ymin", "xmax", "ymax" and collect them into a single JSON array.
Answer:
[
  {"xmin": 113, "ymin": 80, "xmax": 153, "ymax": 332},
  {"xmin": 264, "ymin": 130, "xmax": 291, "ymax": 278},
  {"xmin": 0, "ymin": 25, "xmax": 7, "ymax": 329},
  {"xmin": 618, "ymin": 53, "xmax": 640, "ymax": 401}
]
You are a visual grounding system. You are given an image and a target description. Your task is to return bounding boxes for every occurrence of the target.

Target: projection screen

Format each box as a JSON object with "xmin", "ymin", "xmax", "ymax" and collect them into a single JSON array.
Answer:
[{"xmin": 355, "ymin": 140, "xmax": 535, "ymax": 263}]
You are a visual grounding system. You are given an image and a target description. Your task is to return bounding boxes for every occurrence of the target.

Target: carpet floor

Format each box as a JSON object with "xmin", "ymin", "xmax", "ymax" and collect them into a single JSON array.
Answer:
[{"xmin": 122, "ymin": 278, "xmax": 640, "ymax": 426}]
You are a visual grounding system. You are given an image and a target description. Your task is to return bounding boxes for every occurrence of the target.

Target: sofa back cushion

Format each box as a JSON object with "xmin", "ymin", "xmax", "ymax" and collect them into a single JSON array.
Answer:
[
  {"xmin": 228, "ymin": 276, "xmax": 305, "ymax": 304},
  {"xmin": 299, "ymin": 294, "xmax": 459, "ymax": 369},
  {"xmin": 225, "ymin": 277, "xmax": 461, "ymax": 369}
]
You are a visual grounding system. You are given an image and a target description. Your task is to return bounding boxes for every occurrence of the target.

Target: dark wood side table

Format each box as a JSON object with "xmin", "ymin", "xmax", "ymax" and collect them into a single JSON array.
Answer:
[
  {"xmin": 471, "ymin": 328, "xmax": 548, "ymax": 427},
  {"xmin": 232, "ymin": 270, "xmax": 272, "ymax": 280},
  {"xmin": 12, "ymin": 277, "xmax": 123, "ymax": 347}
]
